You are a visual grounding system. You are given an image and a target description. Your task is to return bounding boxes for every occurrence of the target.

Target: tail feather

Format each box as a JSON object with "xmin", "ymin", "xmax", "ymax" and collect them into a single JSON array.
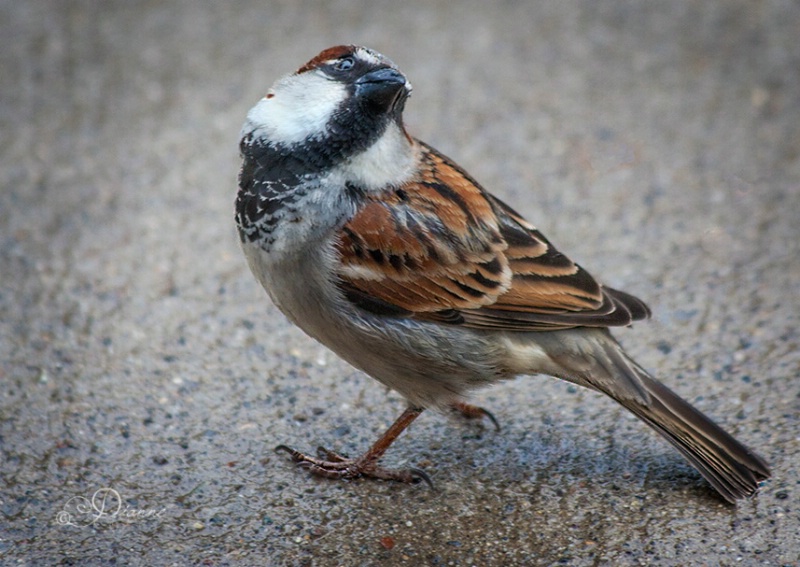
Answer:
[
  {"xmin": 520, "ymin": 328, "xmax": 770, "ymax": 502},
  {"xmin": 619, "ymin": 367, "xmax": 770, "ymax": 502}
]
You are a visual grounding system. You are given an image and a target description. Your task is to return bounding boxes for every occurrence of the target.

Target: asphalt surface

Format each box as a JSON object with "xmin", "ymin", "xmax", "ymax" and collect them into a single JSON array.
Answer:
[{"xmin": 1, "ymin": 1, "xmax": 798, "ymax": 565}]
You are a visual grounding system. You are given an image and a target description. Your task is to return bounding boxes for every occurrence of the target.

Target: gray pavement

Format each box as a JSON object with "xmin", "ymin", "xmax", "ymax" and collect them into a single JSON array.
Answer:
[{"xmin": 1, "ymin": 1, "xmax": 798, "ymax": 565}]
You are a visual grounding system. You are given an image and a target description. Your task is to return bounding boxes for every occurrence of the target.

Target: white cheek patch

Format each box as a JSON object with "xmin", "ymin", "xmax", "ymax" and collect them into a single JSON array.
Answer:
[
  {"xmin": 338, "ymin": 122, "xmax": 418, "ymax": 191},
  {"xmin": 242, "ymin": 72, "xmax": 347, "ymax": 145}
]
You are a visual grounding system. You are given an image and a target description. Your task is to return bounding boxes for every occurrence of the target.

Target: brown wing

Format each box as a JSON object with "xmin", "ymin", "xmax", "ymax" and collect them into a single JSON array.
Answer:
[{"xmin": 336, "ymin": 141, "xmax": 650, "ymax": 331}]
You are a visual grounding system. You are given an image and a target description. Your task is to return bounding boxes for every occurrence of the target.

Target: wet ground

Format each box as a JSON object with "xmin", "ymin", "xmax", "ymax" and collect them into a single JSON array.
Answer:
[{"xmin": 1, "ymin": 1, "xmax": 798, "ymax": 565}]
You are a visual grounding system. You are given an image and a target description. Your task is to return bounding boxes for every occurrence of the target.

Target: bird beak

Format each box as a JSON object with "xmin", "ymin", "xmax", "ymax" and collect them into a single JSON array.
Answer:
[{"xmin": 355, "ymin": 67, "xmax": 410, "ymax": 112}]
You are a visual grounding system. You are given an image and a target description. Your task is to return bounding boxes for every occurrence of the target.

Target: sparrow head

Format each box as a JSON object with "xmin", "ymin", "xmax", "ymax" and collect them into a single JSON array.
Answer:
[
  {"xmin": 242, "ymin": 45, "xmax": 412, "ymax": 154},
  {"xmin": 297, "ymin": 45, "xmax": 411, "ymax": 118}
]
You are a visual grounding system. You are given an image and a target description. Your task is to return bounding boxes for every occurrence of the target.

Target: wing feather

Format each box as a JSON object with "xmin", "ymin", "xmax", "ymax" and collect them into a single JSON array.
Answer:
[{"xmin": 336, "ymin": 141, "xmax": 650, "ymax": 330}]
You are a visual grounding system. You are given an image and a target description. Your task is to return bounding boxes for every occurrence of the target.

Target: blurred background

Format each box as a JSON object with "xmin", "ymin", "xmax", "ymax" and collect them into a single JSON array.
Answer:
[{"xmin": 1, "ymin": 1, "xmax": 798, "ymax": 565}]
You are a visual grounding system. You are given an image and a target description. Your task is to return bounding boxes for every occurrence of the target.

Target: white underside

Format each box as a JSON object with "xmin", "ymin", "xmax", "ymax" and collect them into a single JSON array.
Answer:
[{"xmin": 332, "ymin": 122, "xmax": 418, "ymax": 191}]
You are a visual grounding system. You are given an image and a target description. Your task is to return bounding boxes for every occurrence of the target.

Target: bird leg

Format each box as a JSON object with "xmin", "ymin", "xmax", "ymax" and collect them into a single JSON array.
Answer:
[
  {"xmin": 451, "ymin": 401, "xmax": 501, "ymax": 431},
  {"xmin": 275, "ymin": 406, "xmax": 432, "ymax": 486}
]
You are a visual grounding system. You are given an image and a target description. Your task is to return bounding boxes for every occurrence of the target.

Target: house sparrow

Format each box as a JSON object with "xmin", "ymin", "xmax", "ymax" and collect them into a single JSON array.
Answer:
[{"xmin": 235, "ymin": 45, "xmax": 770, "ymax": 502}]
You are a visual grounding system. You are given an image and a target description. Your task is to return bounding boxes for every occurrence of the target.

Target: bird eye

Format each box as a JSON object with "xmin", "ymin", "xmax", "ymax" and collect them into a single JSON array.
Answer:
[{"xmin": 332, "ymin": 56, "xmax": 355, "ymax": 72}]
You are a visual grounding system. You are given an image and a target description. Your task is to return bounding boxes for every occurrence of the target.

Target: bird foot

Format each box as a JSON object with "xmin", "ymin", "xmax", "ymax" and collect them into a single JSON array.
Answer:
[
  {"xmin": 451, "ymin": 401, "xmax": 501, "ymax": 431},
  {"xmin": 274, "ymin": 444, "xmax": 433, "ymax": 487}
]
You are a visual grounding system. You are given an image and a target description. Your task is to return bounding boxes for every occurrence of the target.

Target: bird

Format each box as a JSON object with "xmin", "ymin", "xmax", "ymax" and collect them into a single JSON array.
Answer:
[{"xmin": 235, "ymin": 45, "xmax": 771, "ymax": 503}]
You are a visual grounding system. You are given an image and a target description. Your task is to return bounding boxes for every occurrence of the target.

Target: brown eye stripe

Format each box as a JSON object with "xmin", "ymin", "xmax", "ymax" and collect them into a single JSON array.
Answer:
[{"xmin": 296, "ymin": 45, "xmax": 356, "ymax": 74}]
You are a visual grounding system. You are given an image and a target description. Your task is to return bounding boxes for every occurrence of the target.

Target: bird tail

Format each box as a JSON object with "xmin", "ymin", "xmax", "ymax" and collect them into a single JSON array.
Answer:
[
  {"xmin": 593, "ymin": 341, "xmax": 771, "ymax": 502},
  {"xmin": 538, "ymin": 329, "xmax": 772, "ymax": 502}
]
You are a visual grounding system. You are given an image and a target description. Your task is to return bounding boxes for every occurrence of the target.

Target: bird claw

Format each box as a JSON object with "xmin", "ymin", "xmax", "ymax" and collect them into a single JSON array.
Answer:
[
  {"xmin": 451, "ymin": 402, "xmax": 501, "ymax": 431},
  {"xmin": 274, "ymin": 444, "xmax": 433, "ymax": 487},
  {"xmin": 316, "ymin": 446, "xmax": 347, "ymax": 462}
]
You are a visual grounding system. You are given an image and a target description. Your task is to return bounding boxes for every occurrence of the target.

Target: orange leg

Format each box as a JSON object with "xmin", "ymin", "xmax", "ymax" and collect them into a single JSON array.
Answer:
[{"xmin": 275, "ymin": 406, "xmax": 431, "ymax": 486}]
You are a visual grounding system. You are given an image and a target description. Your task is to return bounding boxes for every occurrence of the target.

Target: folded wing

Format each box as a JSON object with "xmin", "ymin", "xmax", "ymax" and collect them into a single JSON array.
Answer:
[{"xmin": 336, "ymin": 141, "xmax": 650, "ymax": 331}]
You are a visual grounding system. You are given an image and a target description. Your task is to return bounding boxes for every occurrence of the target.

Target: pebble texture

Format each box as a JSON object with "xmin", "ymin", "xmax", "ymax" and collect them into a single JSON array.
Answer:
[{"xmin": 1, "ymin": 1, "xmax": 798, "ymax": 565}]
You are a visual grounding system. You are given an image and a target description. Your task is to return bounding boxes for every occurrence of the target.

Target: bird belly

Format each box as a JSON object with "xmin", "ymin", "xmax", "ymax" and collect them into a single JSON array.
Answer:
[{"xmin": 241, "ymin": 240, "xmax": 512, "ymax": 408}]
